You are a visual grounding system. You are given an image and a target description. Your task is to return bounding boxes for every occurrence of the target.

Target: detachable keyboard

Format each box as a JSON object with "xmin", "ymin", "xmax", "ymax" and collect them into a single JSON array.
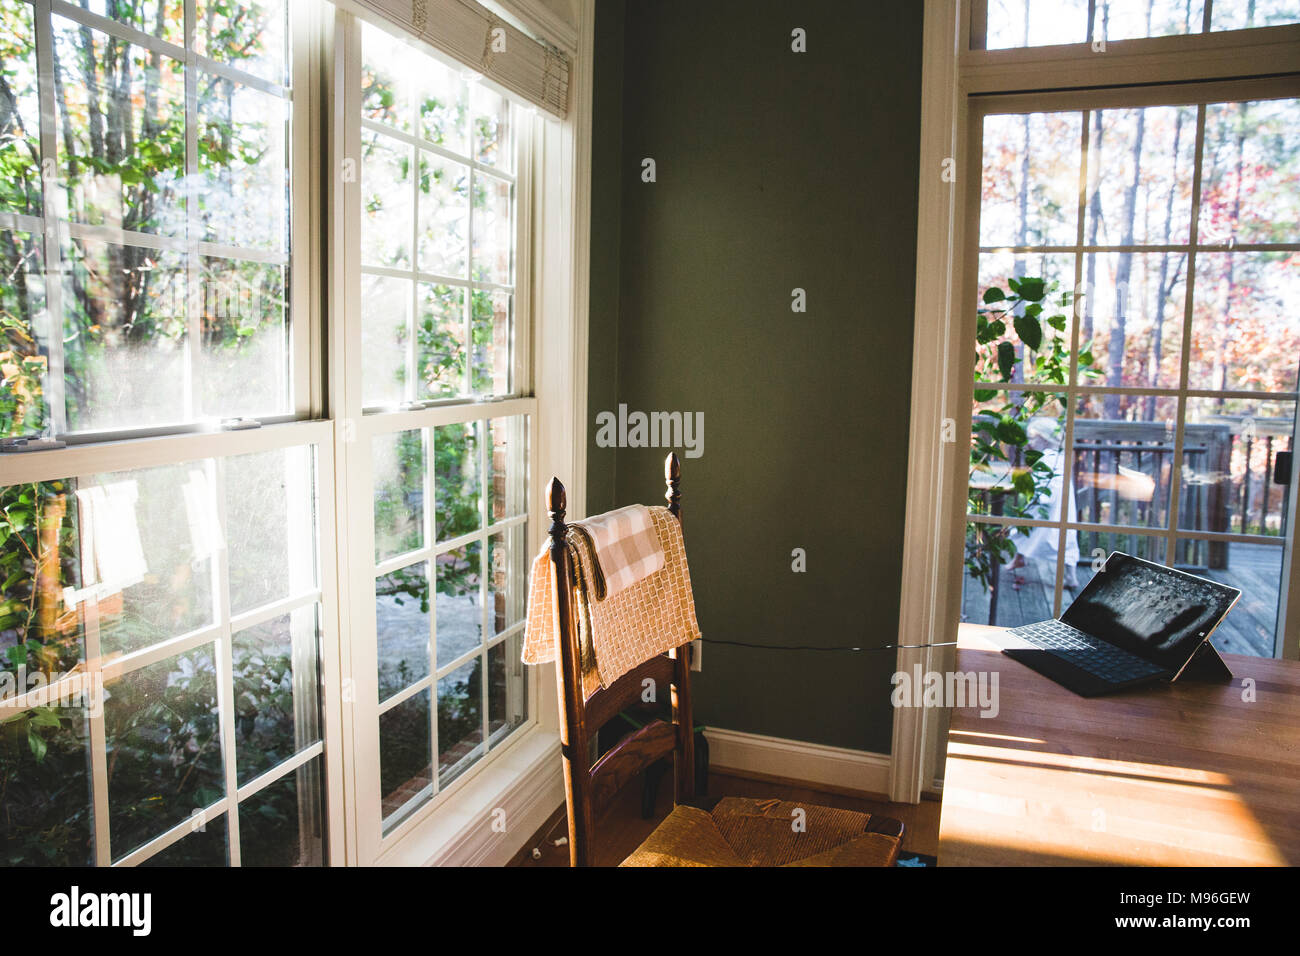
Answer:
[{"xmin": 1009, "ymin": 620, "xmax": 1167, "ymax": 683}]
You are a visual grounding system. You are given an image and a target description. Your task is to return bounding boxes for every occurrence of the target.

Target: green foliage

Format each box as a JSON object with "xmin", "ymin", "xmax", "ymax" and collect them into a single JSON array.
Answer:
[{"xmin": 966, "ymin": 277, "xmax": 1100, "ymax": 592}]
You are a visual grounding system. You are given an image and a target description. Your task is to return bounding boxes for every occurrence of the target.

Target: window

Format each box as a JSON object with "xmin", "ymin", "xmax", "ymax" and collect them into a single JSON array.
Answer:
[
  {"xmin": 0, "ymin": 0, "xmax": 297, "ymax": 439},
  {"xmin": 344, "ymin": 19, "xmax": 536, "ymax": 847},
  {"xmin": 0, "ymin": 0, "xmax": 330, "ymax": 866},
  {"xmin": 2, "ymin": 0, "xmax": 573, "ymax": 867},
  {"xmin": 978, "ymin": 0, "xmax": 1300, "ymax": 50},
  {"xmin": 963, "ymin": 83, "xmax": 1300, "ymax": 658}
]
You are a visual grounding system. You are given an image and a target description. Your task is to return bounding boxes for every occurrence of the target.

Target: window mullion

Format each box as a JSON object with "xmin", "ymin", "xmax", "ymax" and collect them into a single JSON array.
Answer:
[{"xmin": 33, "ymin": 0, "xmax": 67, "ymax": 437}]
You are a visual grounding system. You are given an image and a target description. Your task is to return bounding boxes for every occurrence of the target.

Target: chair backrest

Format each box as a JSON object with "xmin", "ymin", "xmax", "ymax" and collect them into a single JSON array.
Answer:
[{"xmin": 546, "ymin": 452, "xmax": 695, "ymax": 867}]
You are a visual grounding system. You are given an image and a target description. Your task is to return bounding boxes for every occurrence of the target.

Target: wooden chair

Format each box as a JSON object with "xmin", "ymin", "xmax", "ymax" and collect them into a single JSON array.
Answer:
[{"xmin": 545, "ymin": 453, "xmax": 904, "ymax": 867}]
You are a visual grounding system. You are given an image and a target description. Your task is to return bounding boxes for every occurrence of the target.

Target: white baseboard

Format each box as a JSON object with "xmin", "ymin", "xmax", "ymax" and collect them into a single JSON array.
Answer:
[{"xmin": 704, "ymin": 727, "xmax": 892, "ymax": 796}]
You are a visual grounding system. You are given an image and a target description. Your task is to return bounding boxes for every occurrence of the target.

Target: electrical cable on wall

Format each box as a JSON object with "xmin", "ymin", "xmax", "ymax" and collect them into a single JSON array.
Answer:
[{"xmin": 700, "ymin": 638, "xmax": 958, "ymax": 652}]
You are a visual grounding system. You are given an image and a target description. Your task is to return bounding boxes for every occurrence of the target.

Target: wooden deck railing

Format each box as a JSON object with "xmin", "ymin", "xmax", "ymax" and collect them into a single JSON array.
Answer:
[{"xmin": 1071, "ymin": 418, "xmax": 1292, "ymax": 570}]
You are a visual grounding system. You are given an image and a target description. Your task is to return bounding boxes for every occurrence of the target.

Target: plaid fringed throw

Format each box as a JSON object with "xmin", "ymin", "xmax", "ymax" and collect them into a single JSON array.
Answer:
[
  {"xmin": 521, "ymin": 506, "xmax": 701, "ymax": 692},
  {"xmin": 572, "ymin": 504, "xmax": 664, "ymax": 599}
]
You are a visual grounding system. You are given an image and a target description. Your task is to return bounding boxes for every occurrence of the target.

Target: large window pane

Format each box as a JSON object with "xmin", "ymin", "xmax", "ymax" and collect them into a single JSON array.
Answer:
[
  {"xmin": 1190, "ymin": 252, "xmax": 1299, "ymax": 393},
  {"xmin": 53, "ymin": 19, "xmax": 187, "ymax": 236},
  {"xmin": 361, "ymin": 274, "xmax": 413, "ymax": 408},
  {"xmin": 1181, "ymin": 398, "xmax": 1295, "ymax": 539},
  {"xmin": 985, "ymin": 0, "xmax": 1091, "ymax": 49},
  {"xmin": 62, "ymin": 238, "xmax": 188, "ymax": 432},
  {"xmin": 83, "ymin": 463, "xmax": 217, "ymax": 656},
  {"xmin": 1210, "ymin": 2, "xmax": 1300, "ymax": 31},
  {"xmin": 361, "ymin": 130, "xmax": 413, "ymax": 270},
  {"xmin": 975, "ymin": 252, "xmax": 1076, "ymax": 386},
  {"xmin": 0, "ymin": 705, "xmax": 92, "ymax": 866},
  {"xmin": 969, "ymin": 390, "xmax": 1069, "ymax": 523},
  {"xmin": 225, "ymin": 445, "xmax": 316, "ymax": 615},
  {"xmin": 1077, "ymin": 252, "xmax": 1187, "ymax": 390},
  {"xmin": 470, "ymin": 79, "xmax": 511, "ymax": 171},
  {"xmin": 0, "ymin": 0, "xmax": 42, "ymax": 217},
  {"xmin": 488, "ymin": 525, "xmax": 527, "ymax": 635},
  {"xmin": 488, "ymin": 635, "xmax": 526, "ymax": 738},
  {"xmin": 486, "ymin": 415, "xmax": 528, "ymax": 522},
  {"xmin": 1200, "ymin": 98, "xmax": 1300, "ymax": 245},
  {"xmin": 417, "ymin": 153, "xmax": 469, "ymax": 278},
  {"xmin": 238, "ymin": 756, "xmax": 325, "ymax": 866},
  {"xmin": 1083, "ymin": 106, "xmax": 1196, "ymax": 247},
  {"xmin": 436, "ymin": 542, "xmax": 481, "ymax": 667},
  {"xmin": 417, "ymin": 283, "xmax": 467, "ymax": 399},
  {"xmin": 1174, "ymin": 538, "xmax": 1283, "ymax": 657},
  {"xmin": 232, "ymin": 606, "xmax": 321, "ymax": 785},
  {"xmin": 379, "ymin": 688, "xmax": 431, "ymax": 827},
  {"xmin": 472, "ymin": 174, "xmax": 513, "ymax": 285},
  {"xmin": 472, "ymin": 290, "xmax": 512, "ymax": 395},
  {"xmin": 434, "ymin": 421, "xmax": 481, "ymax": 541},
  {"xmin": 199, "ymin": 257, "xmax": 289, "ymax": 419},
  {"xmin": 376, "ymin": 562, "xmax": 431, "ymax": 702},
  {"xmin": 437, "ymin": 657, "xmax": 482, "ymax": 786},
  {"xmin": 1070, "ymin": 409, "xmax": 1175, "ymax": 533},
  {"xmin": 373, "ymin": 428, "xmax": 425, "ymax": 561},
  {"xmin": 105, "ymin": 645, "xmax": 223, "ymax": 861},
  {"xmin": 79, "ymin": 0, "xmax": 185, "ymax": 45},
  {"xmin": 0, "ymin": 230, "xmax": 49, "ymax": 439},
  {"xmin": 195, "ymin": 0, "xmax": 288, "ymax": 85},
  {"xmin": 197, "ymin": 78, "xmax": 288, "ymax": 251},
  {"xmin": 980, "ymin": 111, "xmax": 1082, "ymax": 247},
  {"xmin": 0, "ymin": 478, "xmax": 84, "ymax": 676}
]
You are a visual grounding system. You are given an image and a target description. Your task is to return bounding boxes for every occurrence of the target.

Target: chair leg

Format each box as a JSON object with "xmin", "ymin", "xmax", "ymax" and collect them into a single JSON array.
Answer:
[
  {"xmin": 694, "ymin": 731, "xmax": 709, "ymax": 797},
  {"xmin": 642, "ymin": 760, "xmax": 671, "ymax": 819}
]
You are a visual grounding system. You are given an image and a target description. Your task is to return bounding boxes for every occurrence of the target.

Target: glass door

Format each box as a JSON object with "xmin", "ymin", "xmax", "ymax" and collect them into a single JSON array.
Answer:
[{"xmin": 962, "ymin": 79, "xmax": 1300, "ymax": 658}]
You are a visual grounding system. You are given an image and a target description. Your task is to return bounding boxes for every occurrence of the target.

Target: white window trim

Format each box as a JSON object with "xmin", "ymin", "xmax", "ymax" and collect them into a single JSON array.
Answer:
[
  {"xmin": 326, "ymin": 0, "xmax": 592, "ymax": 866},
  {"xmin": 0, "ymin": 0, "xmax": 348, "ymax": 865},
  {"xmin": 892, "ymin": 0, "xmax": 1300, "ymax": 803}
]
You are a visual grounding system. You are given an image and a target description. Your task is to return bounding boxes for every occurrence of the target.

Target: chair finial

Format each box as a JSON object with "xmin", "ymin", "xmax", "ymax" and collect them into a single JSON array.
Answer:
[
  {"xmin": 664, "ymin": 452, "xmax": 681, "ymax": 518},
  {"xmin": 547, "ymin": 477, "xmax": 567, "ymax": 544}
]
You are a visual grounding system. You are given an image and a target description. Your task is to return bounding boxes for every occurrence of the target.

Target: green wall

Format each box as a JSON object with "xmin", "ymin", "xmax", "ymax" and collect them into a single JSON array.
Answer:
[{"xmin": 586, "ymin": 0, "xmax": 924, "ymax": 754}]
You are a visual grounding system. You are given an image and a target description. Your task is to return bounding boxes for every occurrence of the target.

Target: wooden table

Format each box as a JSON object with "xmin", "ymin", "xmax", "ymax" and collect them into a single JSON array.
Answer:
[{"xmin": 938, "ymin": 624, "xmax": 1300, "ymax": 866}]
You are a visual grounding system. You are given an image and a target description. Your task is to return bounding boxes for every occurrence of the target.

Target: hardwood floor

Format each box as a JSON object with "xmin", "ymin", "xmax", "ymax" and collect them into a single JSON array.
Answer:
[{"xmin": 508, "ymin": 767, "xmax": 941, "ymax": 867}]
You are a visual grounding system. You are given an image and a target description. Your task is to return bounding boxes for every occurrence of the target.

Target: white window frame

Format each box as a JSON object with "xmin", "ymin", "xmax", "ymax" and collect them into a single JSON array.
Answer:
[
  {"xmin": 0, "ymin": 0, "xmax": 348, "ymax": 865},
  {"xmin": 891, "ymin": 0, "xmax": 1300, "ymax": 803},
  {"xmin": 0, "ymin": 0, "xmax": 592, "ymax": 868},
  {"xmin": 326, "ymin": 1, "xmax": 591, "ymax": 866}
]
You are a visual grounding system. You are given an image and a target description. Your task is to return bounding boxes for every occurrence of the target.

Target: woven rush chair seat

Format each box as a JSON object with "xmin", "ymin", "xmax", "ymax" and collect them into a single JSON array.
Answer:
[{"xmin": 621, "ymin": 797, "xmax": 904, "ymax": 867}]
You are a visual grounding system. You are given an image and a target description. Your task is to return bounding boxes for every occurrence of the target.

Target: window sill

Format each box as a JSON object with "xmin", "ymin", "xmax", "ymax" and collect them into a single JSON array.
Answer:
[{"xmin": 372, "ymin": 725, "xmax": 564, "ymax": 867}]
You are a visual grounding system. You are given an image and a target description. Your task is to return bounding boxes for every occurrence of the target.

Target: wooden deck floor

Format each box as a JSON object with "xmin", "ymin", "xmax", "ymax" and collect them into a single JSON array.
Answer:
[{"xmin": 961, "ymin": 541, "xmax": 1283, "ymax": 656}]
